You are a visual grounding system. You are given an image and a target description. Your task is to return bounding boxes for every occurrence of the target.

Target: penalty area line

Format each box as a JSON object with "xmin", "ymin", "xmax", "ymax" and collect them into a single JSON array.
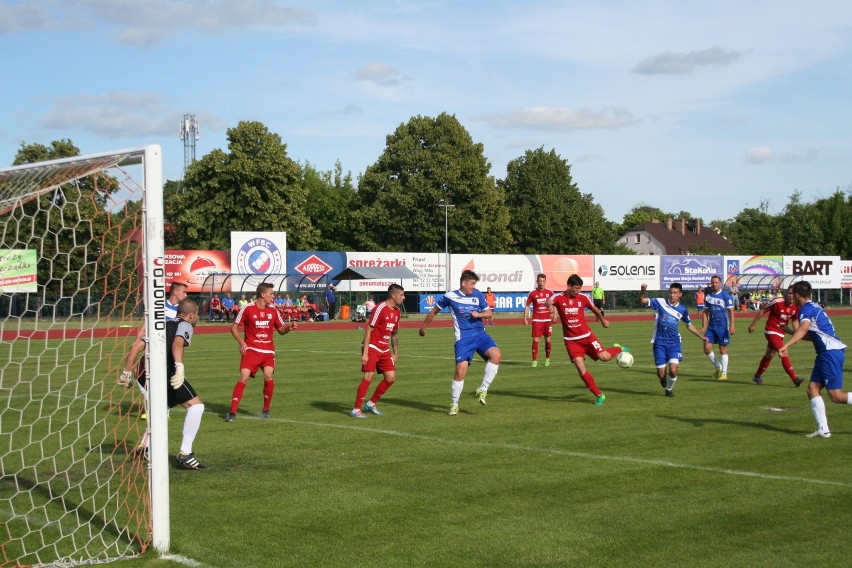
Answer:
[
  {"xmin": 273, "ymin": 417, "xmax": 852, "ymax": 489},
  {"xmin": 159, "ymin": 553, "xmax": 211, "ymax": 567}
]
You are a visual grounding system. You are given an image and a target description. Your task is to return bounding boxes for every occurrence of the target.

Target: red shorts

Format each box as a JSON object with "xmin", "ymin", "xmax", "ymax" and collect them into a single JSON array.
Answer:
[
  {"xmin": 240, "ymin": 349, "xmax": 276, "ymax": 377},
  {"xmin": 362, "ymin": 347, "xmax": 395, "ymax": 374},
  {"xmin": 765, "ymin": 332, "xmax": 784, "ymax": 351},
  {"xmin": 531, "ymin": 320, "xmax": 553, "ymax": 338},
  {"xmin": 563, "ymin": 334, "xmax": 606, "ymax": 361}
]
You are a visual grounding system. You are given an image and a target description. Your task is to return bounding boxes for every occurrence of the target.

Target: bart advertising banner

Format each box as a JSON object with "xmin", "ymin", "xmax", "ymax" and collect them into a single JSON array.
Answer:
[
  {"xmin": 660, "ymin": 255, "xmax": 725, "ymax": 289},
  {"xmin": 230, "ymin": 232, "xmax": 287, "ymax": 292},
  {"xmin": 594, "ymin": 255, "xmax": 660, "ymax": 290},
  {"xmin": 783, "ymin": 256, "xmax": 841, "ymax": 288},
  {"xmin": 164, "ymin": 250, "xmax": 231, "ymax": 292}
]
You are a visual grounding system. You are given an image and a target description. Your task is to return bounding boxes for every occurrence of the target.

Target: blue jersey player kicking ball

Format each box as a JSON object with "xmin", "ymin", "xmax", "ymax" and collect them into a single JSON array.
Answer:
[
  {"xmin": 420, "ymin": 270, "xmax": 501, "ymax": 416},
  {"xmin": 779, "ymin": 280, "xmax": 849, "ymax": 438},
  {"xmin": 639, "ymin": 283, "xmax": 707, "ymax": 397}
]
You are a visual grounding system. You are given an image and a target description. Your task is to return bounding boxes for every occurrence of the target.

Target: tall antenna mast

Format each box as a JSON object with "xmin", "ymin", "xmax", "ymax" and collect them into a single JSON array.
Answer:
[{"xmin": 179, "ymin": 113, "xmax": 200, "ymax": 190}]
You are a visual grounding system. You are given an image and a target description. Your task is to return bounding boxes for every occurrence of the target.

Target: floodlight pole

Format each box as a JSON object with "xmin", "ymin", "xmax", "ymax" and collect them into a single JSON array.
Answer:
[{"xmin": 438, "ymin": 198, "xmax": 455, "ymax": 291}]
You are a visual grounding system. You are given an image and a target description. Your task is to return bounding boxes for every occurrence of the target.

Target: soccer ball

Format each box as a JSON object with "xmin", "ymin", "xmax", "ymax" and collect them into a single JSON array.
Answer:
[{"xmin": 616, "ymin": 351, "xmax": 634, "ymax": 369}]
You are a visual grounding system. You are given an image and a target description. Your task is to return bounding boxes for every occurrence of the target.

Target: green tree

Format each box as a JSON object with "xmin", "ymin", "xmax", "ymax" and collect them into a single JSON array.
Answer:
[
  {"xmin": 726, "ymin": 201, "xmax": 784, "ymax": 254},
  {"xmin": 301, "ymin": 160, "xmax": 360, "ymax": 251},
  {"xmin": 168, "ymin": 121, "xmax": 318, "ymax": 250},
  {"xmin": 778, "ymin": 191, "xmax": 825, "ymax": 255},
  {"xmin": 4, "ymin": 140, "xmax": 138, "ymax": 314},
  {"xmin": 502, "ymin": 147, "xmax": 617, "ymax": 254},
  {"xmin": 811, "ymin": 188, "xmax": 852, "ymax": 257},
  {"xmin": 619, "ymin": 204, "xmax": 669, "ymax": 232},
  {"xmin": 354, "ymin": 113, "xmax": 511, "ymax": 253}
]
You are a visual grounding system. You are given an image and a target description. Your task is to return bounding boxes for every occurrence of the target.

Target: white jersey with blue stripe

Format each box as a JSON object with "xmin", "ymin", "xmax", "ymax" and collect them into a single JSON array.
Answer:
[
  {"xmin": 165, "ymin": 299, "xmax": 179, "ymax": 322},
  {"xmin": 798, "ymin": 301, "xmax": 846, "ymax": 353},
  {"xmin": 648, "ymin": 297, "xmax": 691, "ymax": 344},
  {"xmin": 704, "ymin": 290, "xmax": 733, "ymax": 326},
  {"xmin": 436, "ymin": 288, "xmax": 489, "ymax": 342}
]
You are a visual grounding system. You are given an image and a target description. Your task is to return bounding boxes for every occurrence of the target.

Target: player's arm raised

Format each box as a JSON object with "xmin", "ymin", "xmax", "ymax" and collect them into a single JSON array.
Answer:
[{"xmin": 638, "ymin": 283, "xmax": 650, "ymax": 306}]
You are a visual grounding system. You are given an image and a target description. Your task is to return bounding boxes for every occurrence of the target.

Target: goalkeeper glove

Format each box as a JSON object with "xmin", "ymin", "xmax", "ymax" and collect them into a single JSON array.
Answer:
[
  {"xmin": 170, "ymin": 363, "xmax": 185, "ymax": 390},
  {"xmin": 118, "ymin": 370, "xmax": 134, "ymax": 388}
]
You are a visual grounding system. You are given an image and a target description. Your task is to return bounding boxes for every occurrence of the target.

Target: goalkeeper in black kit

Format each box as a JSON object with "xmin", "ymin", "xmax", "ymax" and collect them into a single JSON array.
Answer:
[{"xmin": 120, "ymin": 299, "xmax": 207, "ymax": 470}]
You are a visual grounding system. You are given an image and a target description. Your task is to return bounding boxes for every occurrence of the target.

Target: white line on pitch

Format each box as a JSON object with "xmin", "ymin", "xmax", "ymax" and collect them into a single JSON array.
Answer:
[{"xmin": 268, "ymin": 417, "xmax": 852, "ymax": 489}]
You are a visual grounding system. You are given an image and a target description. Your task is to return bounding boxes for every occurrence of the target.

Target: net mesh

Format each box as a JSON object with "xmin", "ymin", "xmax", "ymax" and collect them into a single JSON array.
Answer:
[{"xmin": 0, "ymin": 152, "xmax": 150, "ymax": 566}]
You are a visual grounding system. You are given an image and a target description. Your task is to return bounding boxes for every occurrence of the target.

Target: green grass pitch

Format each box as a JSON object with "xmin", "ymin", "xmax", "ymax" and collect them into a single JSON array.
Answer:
[{"xmin": 15, "ymin": 316, "xmax": 852, "ymax": 566}]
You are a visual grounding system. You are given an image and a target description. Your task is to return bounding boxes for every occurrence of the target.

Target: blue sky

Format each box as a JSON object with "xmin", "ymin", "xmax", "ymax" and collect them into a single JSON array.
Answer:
[{"xmin": 1, "ymin": 0, "xmax": 851, "ymax": 223}]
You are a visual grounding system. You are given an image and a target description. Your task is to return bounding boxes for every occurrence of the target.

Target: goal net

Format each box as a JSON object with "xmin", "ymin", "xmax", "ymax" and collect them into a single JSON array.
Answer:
[{"xmin": 0, "ymin": 146, "xmax": 167, "ymax": 566}]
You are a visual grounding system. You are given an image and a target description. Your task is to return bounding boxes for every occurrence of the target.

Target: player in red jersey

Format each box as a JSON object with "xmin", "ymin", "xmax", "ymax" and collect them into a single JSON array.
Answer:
[
  {"xmin": 524, "ymin": 273, "xmax": 554, "ymax": 367},
  {"xmin": 548, "ymin": 274, "xmax": 625, "ymax": 406},
  {"xmin": 350, "ymin": 284, "xmax": 406, "ymax": 418},
  {"xmin": 226, "ymin": 282, "xmax": 298, "ymax": 421},
  {"xmin": 747, "ymin": 286, "xmax": 802, "ymax": 386}
]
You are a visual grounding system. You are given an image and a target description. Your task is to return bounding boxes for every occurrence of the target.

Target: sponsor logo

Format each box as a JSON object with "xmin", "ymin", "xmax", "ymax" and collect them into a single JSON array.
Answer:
[
  {"xmin": 477, "ymin": 270, "xmax": 523, "ymax": 283},
  {"xmin": 598, "ymin": 264, "xmax": 656, "ymax": 277},
  {"xmin": 727, "ymin": 260, "xmax": 740, "ymax": 275},
  {"xmin": 667, "ymin": 259, "xmax": 715, "ymax": 275},
  {"xmin": 349, "ymin": 258, "xmax": 407, "ymax": 268},
  {"xmin": 294, "ymin": 254, "xmax": 333, "ymax": 283},
  {"xmin": 792, "ymin": 260, "xmax": 833, "ymax": 276},
  {"xmin": 237, "ymin": 238, "xmax": 283, "ymax": 275}
]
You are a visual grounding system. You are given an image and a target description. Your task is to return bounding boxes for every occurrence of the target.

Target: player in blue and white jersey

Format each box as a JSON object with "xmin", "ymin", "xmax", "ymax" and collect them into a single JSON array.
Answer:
[
  {"xmin": 779, "ymin": 281, "xmax": 849, "ymax": 438},
  {"xmin": 701, "ymin": 275, "xmax": 736, "ymax": 380},
  {"xmin": 419, "ymin": 270, "xmax": 501, "ymax": 415},
  {"xmin": 640, "ymin": 283, "xmax": 707, "ymax": 397},
  {"xmin": 164, "ymin": 281, "xmax": 188, "ymax": 321}
]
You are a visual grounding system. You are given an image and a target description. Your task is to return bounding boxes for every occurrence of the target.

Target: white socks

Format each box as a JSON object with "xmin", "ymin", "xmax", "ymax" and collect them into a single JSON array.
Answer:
[
  {"xmin": 707, "ymin": 352, "xmax": 719, "ymax": 368},
  {"xmin": 451, "ymin": 380, "xmax": 464, "ymax": 405},
  {"xmin": 810, "ymin": 397, "xmax": 829, "ymax": 433},
  {"xmin": 181, "ymin": 403, "xmax": 204, "ymax": 454},
  {"xmin": 666, "ymin": 375, "xmax": 677, "ymax": 391},
  {"xmin": 480, "ymin": 362, "xmax": 499, "ymax": 391},
  {"xmin": 720, "ymin": 354, "xmax": 729, "ymax": 374}
]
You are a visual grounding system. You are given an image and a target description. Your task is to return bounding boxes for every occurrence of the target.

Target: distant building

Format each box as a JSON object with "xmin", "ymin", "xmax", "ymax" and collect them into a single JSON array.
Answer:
[{"xmin": 618, "ymin": 218, "xmax": 734, "ymax": 255}]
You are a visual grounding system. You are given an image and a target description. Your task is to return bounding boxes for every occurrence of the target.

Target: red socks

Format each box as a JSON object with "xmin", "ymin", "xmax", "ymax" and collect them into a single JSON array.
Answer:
[
  {"xmin": 230, "ymin": 381, "xmax": 246, "ymax": 414},
  {"xmin": 581, "ymin": 371, "xmax": 602, "ymax": 396},
  {"xmin": 262, "ymin": 380, "xmax": 275, "ymax": 412}
]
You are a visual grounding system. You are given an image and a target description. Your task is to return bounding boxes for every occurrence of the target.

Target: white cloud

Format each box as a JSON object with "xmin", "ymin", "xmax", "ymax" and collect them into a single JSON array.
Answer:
[
  {"xmin": 474, "ymin": 106, "xmax": 640, "ymax": 132},
  {"xmin": 0, "ymin": 3, "xmax": 51, "ymax": 34},
  {"xmin": 64, "ymin": 0, "xmax": 317, "ymax": 46},
  {"xmin": 633, "ymin": 46, "xmax": 741, "ymax": 75},
  {"xmin": 745, "ymin": 146, "xmax": 774, "ymax": 164},
  {"xmin": 355, "ymin": 62, "xmax": 402, "ymax": 86},
  {"xmin": 41, "ymin": 92, "xmax": 226, "ymax": 138}
]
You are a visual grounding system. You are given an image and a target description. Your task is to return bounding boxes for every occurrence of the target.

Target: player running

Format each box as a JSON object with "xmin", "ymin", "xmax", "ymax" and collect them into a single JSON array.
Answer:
[
  {"xmin": 779, "ymin": 281, "xmax": 849, "ymax": 438},
  {"xmin": 548, "ymin": 274, "xmax": 625, "ymax": 406},
  {"xmin": 419, "ymin": 270, "xmax": 500, "ymax": 416},
  {"xmin": 639, "ymin": 283, "xmax": 707, "ymax": 397},
  {"xmin": 747, "ymin": 286, "xmax": 802, "ymax": 386},
  {"xmin": 524, "ymin": 273, "xmax": 554, "ymax": 367},
  {"xmin": 350, "ymin": 284, "xmax": 405, "ymax": 418}
]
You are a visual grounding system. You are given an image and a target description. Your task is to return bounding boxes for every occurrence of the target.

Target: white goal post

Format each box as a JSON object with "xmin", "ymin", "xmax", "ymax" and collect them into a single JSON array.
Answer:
[{"xmin": 0, "ymin": 145, "xmax": 169, "ymax": 565}]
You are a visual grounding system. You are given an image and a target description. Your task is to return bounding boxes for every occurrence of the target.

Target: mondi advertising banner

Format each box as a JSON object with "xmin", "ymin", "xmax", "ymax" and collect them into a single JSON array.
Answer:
[
  {"xmin": 594, "ymin": 255, "xmax": 660, "ymax": 290},
  {"xmin": 453, "ymin": 254, "xmax": 594, "ymax": 292}
]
